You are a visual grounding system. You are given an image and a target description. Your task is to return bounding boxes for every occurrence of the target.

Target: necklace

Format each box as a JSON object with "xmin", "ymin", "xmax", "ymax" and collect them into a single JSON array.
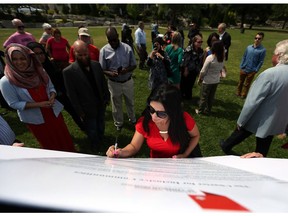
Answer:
[{"xmin": 159, "ymin": 130, "xmax": 168, "ymax": 134}]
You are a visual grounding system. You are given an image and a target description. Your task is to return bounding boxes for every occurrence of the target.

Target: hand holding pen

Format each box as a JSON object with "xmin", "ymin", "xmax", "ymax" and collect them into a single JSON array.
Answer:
[
  {"xmin": 114, "ymin": 139, "xmax": 119, "ymax": 158},
  {"xmin": 106, "ymin": 145, "xmax": 120, "ymax": 158}
]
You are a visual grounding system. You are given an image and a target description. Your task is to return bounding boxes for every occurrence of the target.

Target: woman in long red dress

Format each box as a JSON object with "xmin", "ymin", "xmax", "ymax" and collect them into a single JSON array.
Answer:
[{"xmin": 0, "ymin": 43, "xmax": 75, "ymax": 152}]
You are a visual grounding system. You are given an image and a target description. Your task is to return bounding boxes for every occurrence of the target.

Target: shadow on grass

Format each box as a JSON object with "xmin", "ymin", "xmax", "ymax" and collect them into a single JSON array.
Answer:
[
  {"xmin": 220, "ymin": 79, "xmax": 238, "ymax": 86},
  {"xmin": 213, "ymin": 99, "xmax": 243, "ymax": 120},
  {"xmin": 183, "ymin": 97, "xmax": 242, "ymax": 121}
]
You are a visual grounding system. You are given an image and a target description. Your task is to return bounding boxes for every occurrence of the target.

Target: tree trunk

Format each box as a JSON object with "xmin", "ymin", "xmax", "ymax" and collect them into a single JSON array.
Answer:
[{"xmin": 282, "ymin": 20, "xmax": 287, "ymax": 29}]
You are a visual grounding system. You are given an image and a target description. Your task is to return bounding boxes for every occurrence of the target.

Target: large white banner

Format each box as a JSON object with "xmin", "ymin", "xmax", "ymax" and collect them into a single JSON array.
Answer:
[{"xmin": 0, "ymin": 145, "xmax": 287, "ymax": 213}]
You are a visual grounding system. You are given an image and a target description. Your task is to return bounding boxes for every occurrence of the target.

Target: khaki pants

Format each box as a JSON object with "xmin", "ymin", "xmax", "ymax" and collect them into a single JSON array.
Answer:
[
  {"xmin": 198, "ymin": 83, "xmax": 218, "ymax": 114},
  {"xmin": 108, "ymin": 78, "xmax": 136, "ymax": 127},
  {"xmin": 237, "ymin": 70, "xmax": 256, "ymax": 97}
]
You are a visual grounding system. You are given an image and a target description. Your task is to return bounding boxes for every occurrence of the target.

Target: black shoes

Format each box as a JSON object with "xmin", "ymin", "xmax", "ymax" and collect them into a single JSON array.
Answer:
[{"xmin": 219, "ymin": 139, "xmax": 240, "ymax": 156}]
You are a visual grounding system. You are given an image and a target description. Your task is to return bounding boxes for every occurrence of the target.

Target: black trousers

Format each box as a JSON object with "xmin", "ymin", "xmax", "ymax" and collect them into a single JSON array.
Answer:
[
  {"xmin": 222, "ymin": 127, "xmax": 273, "ymax": 157},
  {"xmin": 138, "ymin": 44, "xmax": 148, "ymax": 67},
  {"xmin": 180, "ymin": 71, "xmax": 198, "ymax": 100}
]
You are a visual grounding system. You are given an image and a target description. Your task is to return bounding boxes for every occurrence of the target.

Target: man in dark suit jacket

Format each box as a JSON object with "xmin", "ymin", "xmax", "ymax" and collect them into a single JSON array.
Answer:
[
  {"xmin": 63, "ymin": 40, "xmax": 110, "ymax": 154},
  {"xmin": 218, "ymin": 23, "xmax": 231, "ymax": 61}
]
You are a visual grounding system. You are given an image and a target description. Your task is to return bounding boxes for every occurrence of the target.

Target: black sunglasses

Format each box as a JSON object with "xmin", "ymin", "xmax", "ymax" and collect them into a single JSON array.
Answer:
[
  {"xmin": 17, "ymin": 26, "xmax": 25, "ymax": 29},
  {"xmin": 255, "ymin": 37, "xmax": 262, "ymax": 41},
  {"xmin": 148, "ymin": 105, "xmax": 168, "ymax": 119}
]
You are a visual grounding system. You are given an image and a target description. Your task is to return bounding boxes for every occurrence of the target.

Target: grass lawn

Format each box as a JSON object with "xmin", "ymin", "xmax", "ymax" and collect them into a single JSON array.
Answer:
[{"xmin": 1, "ymin": 25, "xmax": 288, "ymax": 158}]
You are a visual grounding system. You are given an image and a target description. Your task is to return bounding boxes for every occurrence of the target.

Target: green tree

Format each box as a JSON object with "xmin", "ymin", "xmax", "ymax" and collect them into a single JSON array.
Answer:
[
  {"xmin": 70, "ymin": 4, "xmax": 79, "ymax": 15},
  {"xmin": 62, "ymin": 4, "xmax": 70, "ymax": 15},
  {"xmin": 89, "ymin": 4, "xmax": 99, "ymax": 17},
  {"xmin": 208, "ymin": 4, "xmax": 225, "ymax": 27},
  {"xmin": 126, "ymin": 4, "xmax": 141, "ymax": 24},
  {"xmin": 271, "ymin": 4, "xmax": 288, "ymax": 29},
  {"xmin": 157, "ymin": 4, "xmax": 207, "ymax": 27},
  {"xmin": 78, "ymin": 4, "xmax": 91, "ymax": 15},
  {"xmin": 230, "ymin": 4, "xmax": 272, "ymax": 29}
]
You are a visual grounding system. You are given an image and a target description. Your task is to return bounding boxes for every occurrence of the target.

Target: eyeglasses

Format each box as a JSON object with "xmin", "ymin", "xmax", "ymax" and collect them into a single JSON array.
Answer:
[
  {"xmin": 148, "ymin": 105, "xmax": 168, "ymax": 119},
  {"xmin": 255, "ymin": 37, "xmax": 262, "ymax": 41}
]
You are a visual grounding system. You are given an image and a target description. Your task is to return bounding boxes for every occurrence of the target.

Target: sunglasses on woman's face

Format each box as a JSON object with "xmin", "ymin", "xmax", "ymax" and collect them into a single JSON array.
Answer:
[{"xmin": 148, "ymin": 105, "xmax": 168, "ymax": 119}]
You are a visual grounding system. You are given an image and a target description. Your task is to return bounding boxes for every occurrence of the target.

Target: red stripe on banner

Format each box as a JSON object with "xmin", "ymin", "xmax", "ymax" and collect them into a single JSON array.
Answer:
[{"xmin": 189, "ymin": 192, "xmax": 250, "ymax": 212}]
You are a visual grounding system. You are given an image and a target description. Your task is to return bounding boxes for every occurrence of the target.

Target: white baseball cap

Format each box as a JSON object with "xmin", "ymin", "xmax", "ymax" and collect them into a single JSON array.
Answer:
[
  {"xmin": 78, "ymin": 28, "xmax": 90, "ymax": 37},
  {"xmin": 42, "ymin": 23, "xmax": 52, "ymax": 29}
]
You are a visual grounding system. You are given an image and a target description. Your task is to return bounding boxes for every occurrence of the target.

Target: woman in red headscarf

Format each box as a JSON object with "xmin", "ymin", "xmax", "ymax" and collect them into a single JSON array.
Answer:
[{"xmin": 0, "ymin": 43, "xmax": 75, "ymax": 152}]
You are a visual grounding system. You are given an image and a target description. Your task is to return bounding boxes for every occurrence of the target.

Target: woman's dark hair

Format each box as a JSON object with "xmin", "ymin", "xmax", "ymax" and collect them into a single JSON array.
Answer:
[
  {"xmin": 153, "ymin": 36, "xmax": 164, "ymax": 46},
  {"xmin": 27, "ymin": 42, "xmax": 53, "ymax": 72},
  {"xmin": 211, "ymin": 40, "xmax": 224, "ymax": 62},
  {"xmin": 52, "ymin": 28, "xmax": 61, "ymax": 36},
  {"xmin": 142, "ymin": 84, "xmax": 190, "ymax": 154},
  {"xmin": 207, "ymin": 32, "xmax": 219, "ymax": 47},
  {"xmin": 26, "ymin": 41, "xmax": 62, "ymax": 92}
]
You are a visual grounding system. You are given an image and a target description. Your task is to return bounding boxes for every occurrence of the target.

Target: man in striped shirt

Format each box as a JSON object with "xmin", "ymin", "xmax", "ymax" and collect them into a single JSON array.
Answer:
[{"xmin": 0, "ymin": 115, "xmax": 24, "ymax": 146}]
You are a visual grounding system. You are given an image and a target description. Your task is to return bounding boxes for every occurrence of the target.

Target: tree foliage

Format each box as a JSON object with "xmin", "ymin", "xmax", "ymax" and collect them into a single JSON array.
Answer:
[
  {"xmin": 0, "ymin": 3, "xmax": 286, "ymax": 30},
  {"xmin": 229, "ymin": 4, "xmax": 272, "ymax": 28},
  {"xmin": 126, "ymin": 4, "xmax": 141, "ymax": 24},
  {"xmin": 271, "ymin": 4, "xmax": 288, "ymax": 29}
]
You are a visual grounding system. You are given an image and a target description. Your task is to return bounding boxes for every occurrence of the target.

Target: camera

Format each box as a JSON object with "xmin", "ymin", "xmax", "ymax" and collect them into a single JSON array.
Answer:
[
  {"xmin": 117, "ymin": 66, "xmax": 122, "ymax": 73},
  {"xmin": 153, "ymin": 43, "xmax": 158, "ymax": 50}
]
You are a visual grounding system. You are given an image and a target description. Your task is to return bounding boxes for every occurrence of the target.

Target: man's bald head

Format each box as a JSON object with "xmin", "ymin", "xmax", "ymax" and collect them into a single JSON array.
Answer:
[
  {"xmin": 73, "ymin": 40, "xmax": 88, "ymax": 52},
  {"xmin": 12, "ymin": 18, "xmax": 24, "ymax": 27},
  {"xmin": 12, "ymin": 19, "xmax": 25, "ymax": 33},
  {"xmin": 73, "ymin": 40, "xmax": 90, "ymax": 66}
]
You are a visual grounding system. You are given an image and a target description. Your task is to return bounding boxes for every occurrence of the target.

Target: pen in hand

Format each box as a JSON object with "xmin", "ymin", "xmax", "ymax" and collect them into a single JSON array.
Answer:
[{"xmin": 114, "ymin": 136, "xmax": 118, "ymax": 157}]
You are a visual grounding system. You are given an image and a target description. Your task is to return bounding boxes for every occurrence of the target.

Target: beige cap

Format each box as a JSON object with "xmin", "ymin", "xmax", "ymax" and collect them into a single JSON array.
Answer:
[{"xmin": 78, "ymin": 28, "xmax": 90, "ymax": 36}]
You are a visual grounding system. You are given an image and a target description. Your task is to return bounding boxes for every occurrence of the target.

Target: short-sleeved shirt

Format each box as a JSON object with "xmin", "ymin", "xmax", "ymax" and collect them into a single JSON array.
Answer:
[
  {"xmin": 3, "ymin": 32, "xmax": 36, "ymax": 48},
  {"xmin": 39, "ymin": 32, "xmax": 52, "ymax": 45},
  {"xmin": 69, "ymin": 44, "xmax": 99, "ymax": 63},
  {"xmin": 136, "ymin": 112, "xmax": 195, "ymax": 158},
  {"xmin": 46, "ymin": 37, "xmax": 69, "ymax": 61},
  {"xmin": 99, "ymin": 42, "xmax": 136, "ymax": 82}
]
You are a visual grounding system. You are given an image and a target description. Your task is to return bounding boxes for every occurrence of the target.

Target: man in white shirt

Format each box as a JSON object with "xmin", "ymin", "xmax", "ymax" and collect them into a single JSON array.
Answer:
[{"xmin": 134, "ymin": 21, "xmax": 148, "ymax": 70}]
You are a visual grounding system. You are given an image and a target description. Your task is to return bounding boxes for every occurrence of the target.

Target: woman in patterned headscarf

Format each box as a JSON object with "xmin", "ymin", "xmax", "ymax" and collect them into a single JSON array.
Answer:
[{"xmin": 0, "ymin": 43, "xmax": 75, "ymax": 152}]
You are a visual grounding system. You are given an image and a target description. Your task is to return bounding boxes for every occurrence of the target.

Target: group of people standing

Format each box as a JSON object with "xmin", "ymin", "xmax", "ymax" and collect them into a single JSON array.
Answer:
[
  {"xmin": 0, "ymin": 19, "xmax": 137, "ymax": 154},
  {"xmin": 146, "ymin": 22, "xmax": 231, "ymax": 117},
  {"xmin": 1, "ymin": 18, "xmax": 287, "ymax": 160},
  {"xmin": 141, "ymin": 21, "xmax": 288, "ymax": 159}
]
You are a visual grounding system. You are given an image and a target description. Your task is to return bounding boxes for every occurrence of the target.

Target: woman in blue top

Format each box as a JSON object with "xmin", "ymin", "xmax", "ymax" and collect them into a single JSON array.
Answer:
[{"xmin": 0, "ymin": 43, "xmax": 75, "ymax": 152}]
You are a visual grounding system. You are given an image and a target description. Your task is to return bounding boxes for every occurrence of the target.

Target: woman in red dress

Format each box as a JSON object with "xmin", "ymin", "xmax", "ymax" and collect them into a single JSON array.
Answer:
[{"xmin": 0, "ymin": 43, "xmax": 75, "ymax": 152}]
